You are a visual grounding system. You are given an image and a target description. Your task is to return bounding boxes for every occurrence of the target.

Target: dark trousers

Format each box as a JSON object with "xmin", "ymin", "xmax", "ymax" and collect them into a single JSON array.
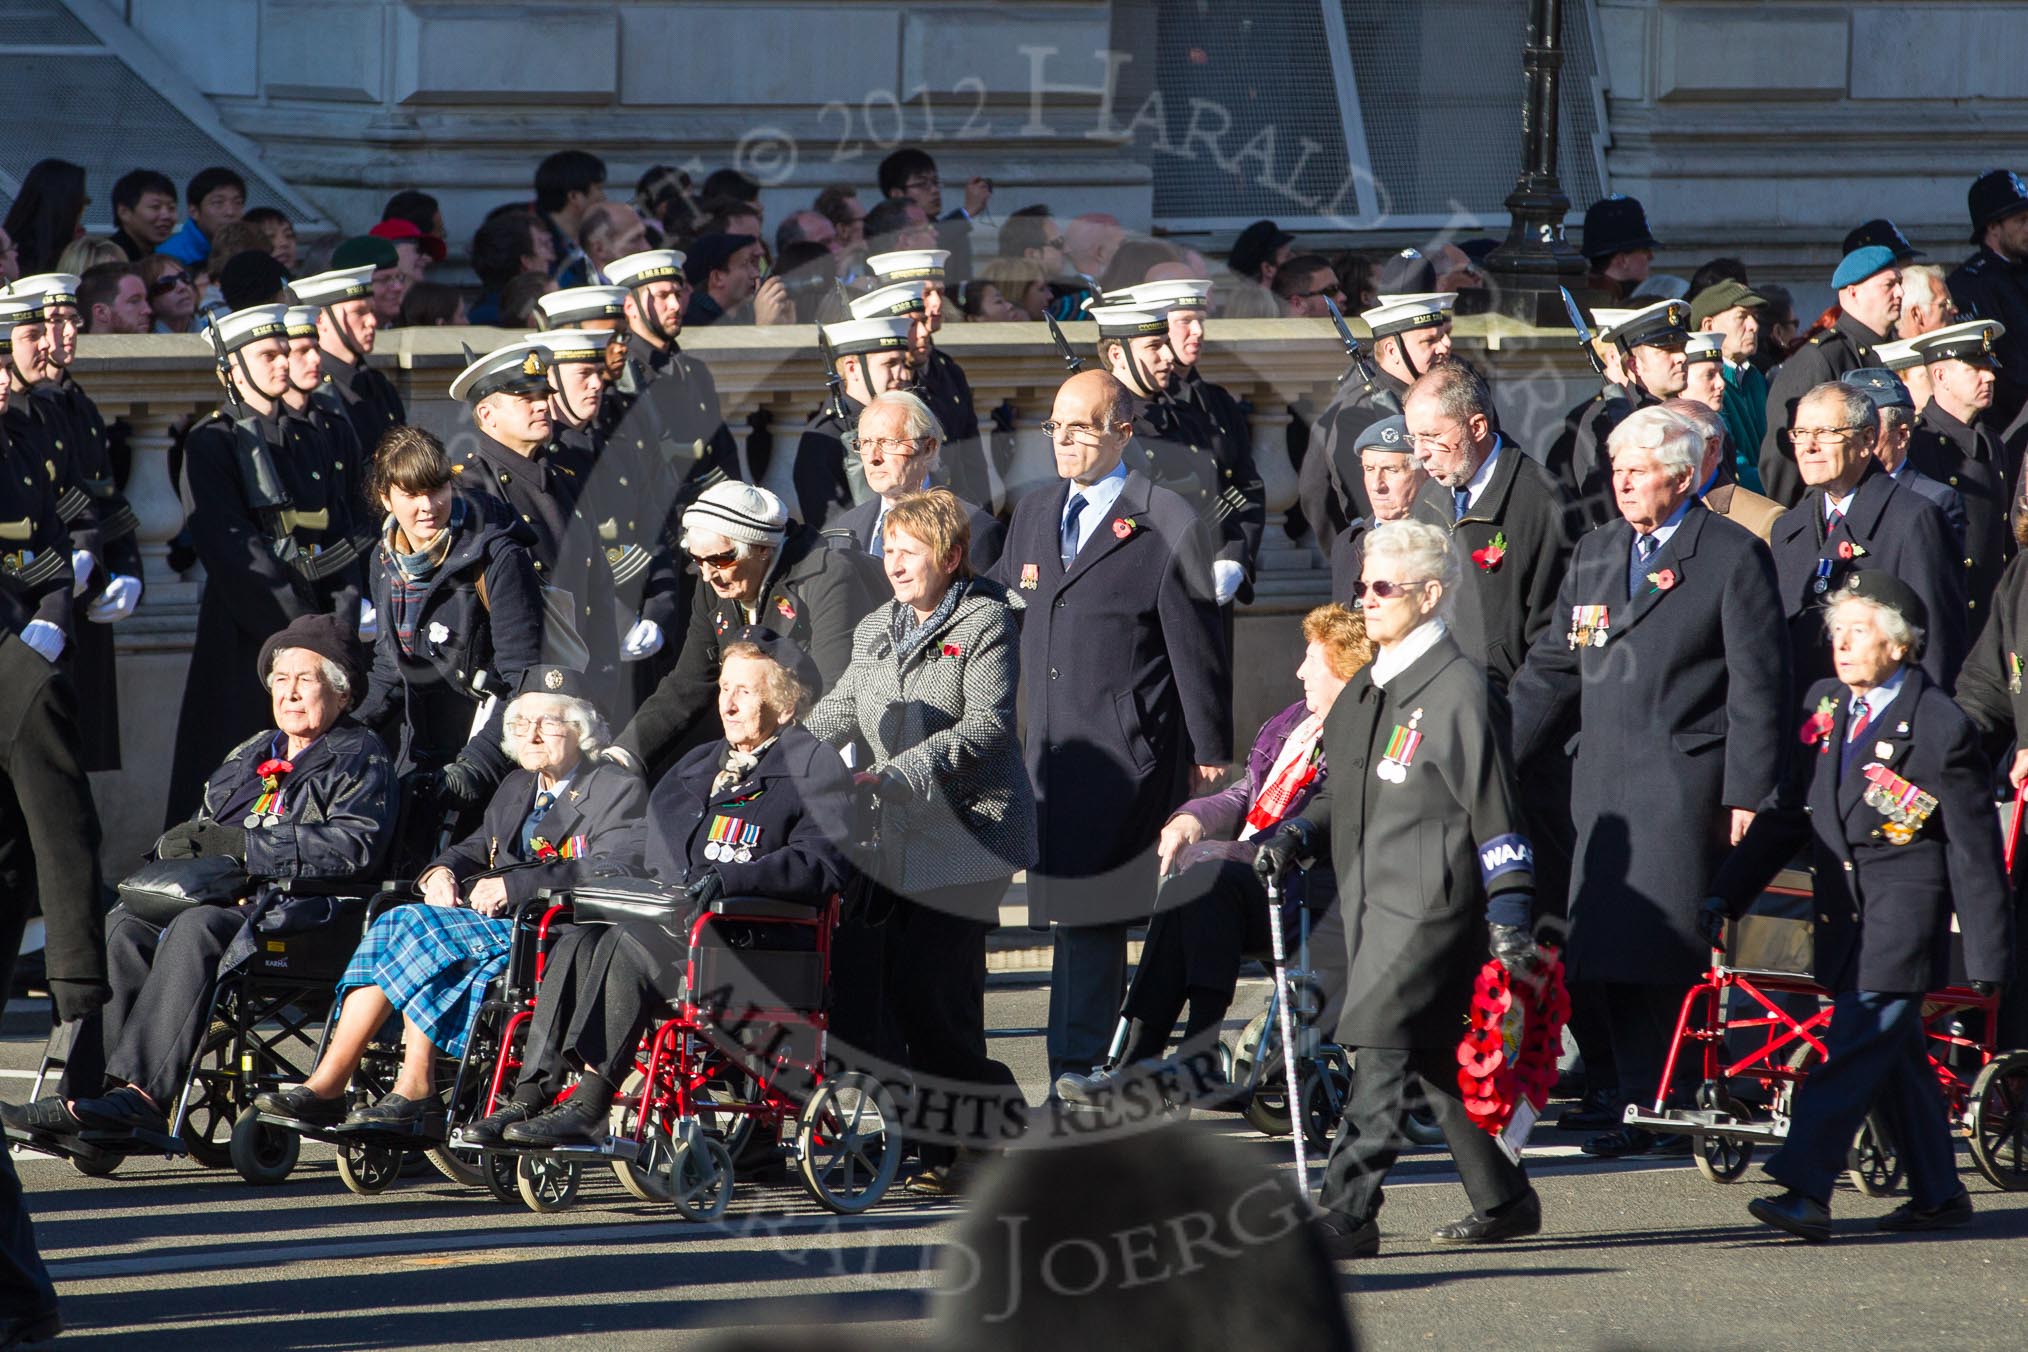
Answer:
[
  {"xmin": 1319, "ymin": 1043, "xmax": 1532, "ymax": 1227},
  {"xmin": 1603, "ymin": 981, "xmax": 1694, "ymax": 1109},
  {"xmin": 1121, "ymin": 859, "xmax": 1269, "ymax": 1061},
  {"xmin": 884, "ymin": 880, "xmax": 1020, "ymax": 1165},
  {"xmin": 510, "ymin": 921, "xmax": 657, "ymax": 1100},
  {"xmin": 0, "ymin": 871, "xmax": 55, "ymax": 1317},
  {"xmin": 68, "ymin": 905, "xmax": 246, "ymax": 1109},
  {"xmin": 1766, "ymin": 990, "xmax": 1961, "ymax": 1209},
  {"xmin": 1047, "ymin": 922, "xmax": 1130, "ymax": 1080}
]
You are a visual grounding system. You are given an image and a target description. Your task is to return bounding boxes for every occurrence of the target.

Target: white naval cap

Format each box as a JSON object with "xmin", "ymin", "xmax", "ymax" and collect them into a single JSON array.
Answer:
[
  {"xmin": 9, "ymin": 273, "xmax": 81, "ymax": 311},
  {"xmin": 1870, "ymin": 336, "xmax": 1926, "ymax": 373},
  {"xmin": 1684, "ymin": 332, "xmax": 1725, "ymax": 363},
  {"xmin": 865, "ymin": 248, "xmax": 950, "ymax": 283},
  {"xmin": 449, "ymin": 340, "xmax": 552, "ymax": 402},
  {"xmin": 1088, "ymin": 304, "xmax": 1169, "ymax": 339},
  {"xmin": 604, "ymin": 249, "xmax": 686, "ymax": 288},
  {"xmin": 282, "ymin": 305, "xmax": 320, "ymax": 338},
  {"xmin": 524, "ymin": 328, "xmax": 617, "ymax": 364},
  {"xmin": 213, "ymin": 303, "xmax": 293, "ymax": 353},
  {"xmin": 287, "ymin": 265, "xmax": 375, "ymax": 307},
  {"xmin": 822, "ymin": 315, "xmax": 914, "ymax": 357},
  {"xmin": 1359, "ymin": 291, "xmax": 1457, "ymax": 339},
  {"xmin": 535, "ymin": 285, "xmax": 629, "ymax": 328},
  {"xmin": 848, "ymin": 280, "xmax": 928, "ymax": 320},
  {"xmin": 1111, "ymin": 278, "xmax": 1213, "ymax": 313}
]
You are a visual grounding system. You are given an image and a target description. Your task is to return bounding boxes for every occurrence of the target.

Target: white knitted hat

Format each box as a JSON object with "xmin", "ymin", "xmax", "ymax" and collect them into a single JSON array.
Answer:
[{"xmin": 682, "ymin": 481, "xmax": 789, "ymax": 548}]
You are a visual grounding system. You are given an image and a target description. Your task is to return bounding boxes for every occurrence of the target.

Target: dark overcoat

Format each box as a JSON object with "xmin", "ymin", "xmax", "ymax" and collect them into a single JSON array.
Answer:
[
  {"xmin": 1295, "ymin": 633, "xmax": 1535, "ymax": 1048},
  {"xmin": 646, "ymin": 724, "xmax": 855, "ymax": 902},
  {"xmin": 1957, "ymin": 550, "xmax": 2028, "ymax": 760},
  {"xmin": 1135, "ymin": 394, "xmax": 1266, "ymax": 601},
  {"xmin": 986, "ymin": 468, "xmax": 1232, "ymax": 925},
  {"xmin": 1712, "ymin": 673, "xmax": 2011, "ymax": 993},
  {"xmin": 1296, "ymin": 369, "xmax": 1406, "ymax": 547},
  {"xmin": 1769, "ymin": 464, "xmax": 1967, "ymax": 691},
  {"xmin": 434, "ymin": 758, "xmax": 646, "ymax": 906},
  {"xmin": 1509, "ymin": 501, "xmax": 1791, "ymax": 983},
  {"xmin": 1908, "ymin": 400, "xmax": 2012, "ymax": 619},
  {"xmin": 819, "ymin": 491, "xmax": 1005, "ymax": 573},
  {"xmin": 316, "ymin": 349, "xmax": 405, "ymax": 457}
]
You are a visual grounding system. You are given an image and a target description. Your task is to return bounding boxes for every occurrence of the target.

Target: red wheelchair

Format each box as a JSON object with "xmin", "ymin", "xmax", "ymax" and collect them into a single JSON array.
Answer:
[
  {"xmin": 1623, "ymin": 867, "xmax": 2028, "ymax": 1194},
  {"xmin": 460, "ymin": 877, "xmax": 904, "ymax": 1218}
]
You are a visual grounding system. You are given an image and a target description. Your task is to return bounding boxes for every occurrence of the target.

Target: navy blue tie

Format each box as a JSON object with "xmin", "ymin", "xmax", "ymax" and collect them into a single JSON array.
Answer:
[
  {"xmin": 1629, "ymin": 534, "xmax": 1657, "ymax": 599},
  {"xmin": 1453, "ymin": 488, "xmax": 1470, "ymax": 521},
  {"xmin": 1061, "ymin": 494, "xmax": 1087, "ymax": 568},
  {"xmin": 519, "ymin": 790, "xmax": 555, "ymax": 856}
]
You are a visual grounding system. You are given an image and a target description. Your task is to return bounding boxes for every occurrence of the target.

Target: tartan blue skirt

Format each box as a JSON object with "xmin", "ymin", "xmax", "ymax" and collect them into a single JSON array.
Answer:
[{"xmin": 336, "ymin": 904, "xmax": 512, "ymax": 1057}]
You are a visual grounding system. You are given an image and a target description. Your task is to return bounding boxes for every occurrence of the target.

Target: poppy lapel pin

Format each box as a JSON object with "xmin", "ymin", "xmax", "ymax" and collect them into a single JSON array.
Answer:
[
  {"xmin": 1112, "ymin": 516, "xmax": 1137, "ymax": 540},
  {"xmin": 1646, "ymin": 567, "xmax": 1677, "ymax": 593},
  {"xmin": 1472, "ymin": 531, "xmax": 1507, "ymax": 572}
]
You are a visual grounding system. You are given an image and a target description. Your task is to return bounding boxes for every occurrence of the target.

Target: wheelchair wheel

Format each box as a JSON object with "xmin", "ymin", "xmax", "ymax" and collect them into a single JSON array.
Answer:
[
  {"xmin": 516, "ymin": 1154, "xmax": 581, "ymax": 1213},
  {"xmin": 668, "ymin": 1125, "xmax": 736, "ymax": 1223},
  {"xmin": 426, "ymin": 1142, "xmax": 488, "ymax": 1189},
  {"xmin": 1968, "ymin": 1049, "xmax": 2028, "ymax": 1191},
  {"xmin": 1233, "ymin": 1011, "xmax": 1292, "ymax": 1138},
  {"xmin": 179, "ymin": 1021, "xmax": 239, "ymax": 1169},
  {"xmin": 337, "ymin": 1142, "xmax": 404, "ymax": 1196},
  {"xmin": 68, "ymin": 1148, "xmax": 122, "ymax": 1178},
  {"xmin": 482, "ymin": 1151, "xmax": 520, "ymax": 1206},
  {"xmin": 1846, "ymin": 1112, "xmax": 1902, "ymax": 1197},
  {"xmin": 795, "ymin": 1071, "xmax": 901, "ymax": 1215},
  {"xmin": 228, "ymin": 1107, "xmax": 301, "ymax": 1186},
  {"xmin": 1298, "ymin": 1059, "xmax": 1350, "ymax": 1151},
  {"xmin": 1691, "ymin": 1093, "xmax": 1754, "ymax": 1184}
]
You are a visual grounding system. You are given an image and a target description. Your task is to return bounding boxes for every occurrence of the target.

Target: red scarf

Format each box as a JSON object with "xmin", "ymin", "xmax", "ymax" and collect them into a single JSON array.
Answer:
[{"xmin": 1242, "ymin": 713, "xmax": 1325, "ymax": 839}]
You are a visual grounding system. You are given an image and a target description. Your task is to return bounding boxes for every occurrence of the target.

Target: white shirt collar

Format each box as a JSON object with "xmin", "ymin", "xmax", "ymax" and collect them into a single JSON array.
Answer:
[
  {"xmin": 535, "ymin": 773, "xmax": 572, "ymax": 801},
  {"xmin": 1372, "ymin": 618, "xmax": 1449, "ymax": 689},
  {"xmin": 1062, "ymin": 459, "xmax": 1131, "ymax": 550},
  {"xmin": 1639, "ymin": 495, "xmax": 1694, "ymax": 550},
  {"xmin": 1457, "ymin": 435, "xmax": 1504, "ymax": 512},
  {"xmin": 1851, "ymin": 668, "xmax": 1907, "ymax": 727},
  {"xmin": 1826, "ymin": 487, "xmax": 1857, "ymax": 518}
]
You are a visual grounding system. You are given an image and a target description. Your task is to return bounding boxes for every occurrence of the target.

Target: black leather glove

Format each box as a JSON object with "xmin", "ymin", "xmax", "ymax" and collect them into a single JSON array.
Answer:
[
  {"xmin": 1971, "ymin": 980, "xmax": 2004, "ymax": 999},
  {"xmin": 192, "ymin": 821, "xmax": 248, "ymax": 860},
  {"xmin": 399, "ymin": 766, "xmax": 444, "ymax": 807},
  {"xmin": 1489, "ymin": 922, "xmax": 1538, "ymax": 973},
  {"xmin": 1696, "ymin": 896, "xmax": 1730, "ymax": 949},
  {"xmin": 686, "ymin": 870, "xmax": 726, "ymax": 909},
  {"xmin": 155, "ymin": 820, "xmax": 203, "ymax": 859},
  {"xmin": 437, "ymin": 758, "xmax": 490, "ymax": 807},
  {"xmin": 1252, "ymin": 821, "xmax": 1310, "ymax": 882},
  {"xmin": 877, "ymin": 769, "xmax": 914, "ymax": 806}
]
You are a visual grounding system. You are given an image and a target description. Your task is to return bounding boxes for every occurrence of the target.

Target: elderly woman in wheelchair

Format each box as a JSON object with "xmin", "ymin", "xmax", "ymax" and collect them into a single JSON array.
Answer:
[
  {"xmin": 2, "ymin": 615, "xmax": 397, "ymax": 1142},
  {"xmin": 461, "ymin": 632, "xmax": 854, "ymax": 1150},
  {"xmin": 255, "ymin": 665, "xmax": 644, "ymax": 1130}
]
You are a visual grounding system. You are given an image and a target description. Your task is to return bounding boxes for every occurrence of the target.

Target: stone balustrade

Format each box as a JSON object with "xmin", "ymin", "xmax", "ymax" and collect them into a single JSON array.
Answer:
[{"xmin": 72, "ymin": 319, "xmax": 1596, "ymax": 872}]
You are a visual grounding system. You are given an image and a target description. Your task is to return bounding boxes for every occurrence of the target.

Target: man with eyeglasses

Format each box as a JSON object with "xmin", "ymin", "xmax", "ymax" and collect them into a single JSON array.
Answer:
[
  {"xmin": 1509, "ymin": 403, "xmax": 1788, "ymax": 1161},
  {"xmin": 1566, "ymin": 299, "xmax": 1694, "ymax": 527},
  {"xmin": 617, "ymin": 481, "xmax": 882, "ymax": 781},
  {"xmin": 989, "ymin": 369, "xmax": 1231, "ymax": 1086},
  {"xmin": 1300, "ymin": 290, "xmax": 1456, "ymax": 552},
  {"xmin": 1770, "ymin": 381, "xmax": 1964, "ymax": 690},
  {"xmin": 5, "ymin": 275, "xmax": 145, "ymax": 773},
  {"xmin": 820, "ymin": 390, "xmax": 1003, "ymax": 571},
  {"xmin": 863, "ymin": 249, "xmax": 993, "ymax": 514},
  {"xmin": 796, "ymin": 312, "xmax": 921, "ymax": 529},
  {"xmin": 1090, "ymin": 304, "xmax": 1261, "ymax": 609},
  {"xmin": 878, "ymin": 147, "xmax": 990, "ymax": 285},
  {"xmin": 1271, "ymin": 256, "xmax": 1344, "ymax": 318},
  {"xmin": 1907, "ymin": 319, "xmax": 2013, "ymax": 618},
  {"xmin": 447, "ymin": 340, "xmax": 622, "ymax": 713},
  {"xmin": 1760, "ymin": 247, "xmax": 1902, "ymax": 506}
]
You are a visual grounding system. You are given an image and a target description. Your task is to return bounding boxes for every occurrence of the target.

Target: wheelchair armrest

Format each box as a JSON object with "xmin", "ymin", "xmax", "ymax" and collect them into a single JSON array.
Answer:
[
  {"xmin": 709, "ymin": 895, "xmax": 819, "ymax": 921},
  {"xmin": 365, "ymin": 885, "xmax": 420, "ymax": 922}
]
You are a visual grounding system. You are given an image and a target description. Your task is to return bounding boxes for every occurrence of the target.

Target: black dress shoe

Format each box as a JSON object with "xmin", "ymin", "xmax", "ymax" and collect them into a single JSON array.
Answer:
[
  {"xmin": 254, "ymin": 1085, "xmax": 348, "ymax": 1128},
  {"xmin": 1877, "ymin": 1190, "xmax": 1974, "ymax": 1233},
  {"xmin": 1555, "ymin": 1089, "xmax": 1624, "ymax": 1132},
  {"xmin": 1314, "ymin": 1213, "xmax": 1381, "ymax": 1260},
  {"xmin": 0, "ymin": 1306, "xmax": 60, "ymax": 1350},
  {"xmin": 1582, "ymin": 1125, "xmax": 1655, "ymax": 1158},
  {"xmin": 346, "ymin": 1092, "xmax": 427, "ymax": 1128},
  {"xmin": 501, "ymin": 1095, "xmax": 609, "ymax": 1147},
  {"xmin": 1748, "ymin": 1189, "xmax": 1831, "ymax": 1243},
  {"xmin": 1, "ymin": 1096, "xmax": 84, "ymax": 1137},
  {"xmin": 1648, "ymin": 1131, "xmax": 1694, "ymax": 1158},
  {"xmin": 73, "ymin": 1087, "xmax": 167, "ymax": 1136},
  {"xmin": 1432, "ymin": 1190, "xmax": 1542, "ymax": 1244},
  {"xmin": 458, "ymin": 1101, "xmax": 536, "ymax": 1147}
]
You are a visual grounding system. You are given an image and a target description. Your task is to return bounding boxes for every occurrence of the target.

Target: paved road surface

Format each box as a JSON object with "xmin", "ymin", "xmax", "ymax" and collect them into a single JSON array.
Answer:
[{"xmin": 8, "ymin": 983, "xmax": 2026, "ymax": 1349}]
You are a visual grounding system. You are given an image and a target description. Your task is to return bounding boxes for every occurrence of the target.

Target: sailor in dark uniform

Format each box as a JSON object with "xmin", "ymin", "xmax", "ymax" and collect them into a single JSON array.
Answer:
[
  {"xmin": 288, "ymin": 255, "xmax": 406, "ymax": 456},
  {"xmin": 165, "ymin": 304, "xmax": 369, "ymax": 823},
  {"xmin": 794, "ymin": 312, "xmax": 918, "ymax": 528},
  {"xmin": 1946, "ymin": 169, "xmax": 2028, "ymax": 427},
  {"xmin": 1090, "ymin": 303, "xmax": 1257, "ymax": 609},
  {"xmin": 1566, "ymin": 299, "xmax": 1692, "ymax": 525},
  {"xmin": 1707, "ymin": 572, "xmax": 2010, "ymax": 1242},
  {"xmin": 601, "ymin": 247, "xmax": 740, "ymax": 505},
  {"xmin": 864, "ymin": 248, "xmax": 992, "ymax": 511},
  {"xmin": 446, "ymin": 341, "xmax": 622, "ymax": 711},
  {"xmin": 1840, "ymin": 366, "xmax": 1974, "ymax": 594},
  {"xmin": 1760, "ymin": 246, "xmax": 1901, "ymax": 505},
  {"xmin": 278, "ymin": 303, "xmax": 377, "ymax": 638},
  {"xmin": 3, "ymin": 277, "xmax": 142, "ymax": 772},
  {"xmin": 1300, "ymin": 289, "xmax": 1453, "ymax": 546},
  {"xmin": 1112, "ymin": 278, "xmax": 1267, "ymax": 602},
  {"xmin": 1906, "ymin": 319, "xmax": 2015, "ymax": 617}
]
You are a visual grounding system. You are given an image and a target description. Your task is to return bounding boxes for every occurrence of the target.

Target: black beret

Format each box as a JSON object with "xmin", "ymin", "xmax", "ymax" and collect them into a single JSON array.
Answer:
[
  {"xmin": 256, "ymin": 613, "xmax": 365, "ymax": 709},
  {"xmin": 729, "ymin": 625, "xmax": 820, "ymax": 698},
  {"xmin": 219, "ymin": 250, "xmax": 290, "ymax": 310},
  {"xmin": 516, "ymin": 665, "xmax": 594, "ymax": 700},
  {"xmin": 1228, "ymin": 219, "xmax": 1294, "ymax": 280},
  {"xmin": 1838, "ymin": 569, "xmax": 1928, "ymax": 641}
]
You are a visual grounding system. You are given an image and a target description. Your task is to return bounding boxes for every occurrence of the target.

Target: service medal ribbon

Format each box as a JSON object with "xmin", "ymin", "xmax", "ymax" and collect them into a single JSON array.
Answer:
[{"xmin": 1376, "ymin": 724, "xmax": 1422, "ymax": 783}]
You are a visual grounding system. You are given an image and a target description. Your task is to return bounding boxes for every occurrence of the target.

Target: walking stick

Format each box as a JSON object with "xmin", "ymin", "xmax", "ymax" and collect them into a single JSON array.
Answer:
[{"xmin": 1264, "ymin": 868, "xmax": 1309, "ymax": 1194}]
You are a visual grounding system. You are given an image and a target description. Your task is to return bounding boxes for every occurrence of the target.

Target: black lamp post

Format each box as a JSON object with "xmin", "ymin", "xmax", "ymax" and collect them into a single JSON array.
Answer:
[{"xmin": 1484, "ymin": 0, "xmax": 1589, "ymax": 326}]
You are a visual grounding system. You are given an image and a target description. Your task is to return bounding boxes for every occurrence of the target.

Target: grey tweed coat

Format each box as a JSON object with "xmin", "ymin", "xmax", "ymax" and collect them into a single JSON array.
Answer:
[{"xmin": 805, "ymin": 576, "xmax": 1038, "ymax": 901}]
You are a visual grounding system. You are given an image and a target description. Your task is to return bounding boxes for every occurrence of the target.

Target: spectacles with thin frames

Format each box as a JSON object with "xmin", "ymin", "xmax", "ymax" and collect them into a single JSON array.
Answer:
[
  {"xmin": 860, "ymin": 436, "xmax": 928, "ymax": 456},
  {"xmin": 1791, "ymin": 424, "xmax": 1866, "ymax": 445},
  {"xmin": 1041, "ymin": 420, "xmax": 1119, "ymax": 443},
  {"xmin": 504, "ymin": 715, "xmax": 570, "ymax": 735}
]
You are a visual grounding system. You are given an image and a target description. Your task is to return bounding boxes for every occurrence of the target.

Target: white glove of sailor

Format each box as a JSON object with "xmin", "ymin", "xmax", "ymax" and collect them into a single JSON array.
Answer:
[
  {"xmin": 1211, "ymin": 559, "xmax": 1246, "ymax": 606},
  {"xmin": 19, "ymin": 619, "xmax": 65, "ymax": 663},
  {"xmin": 86, "ymin": 574, "xmax": 142, "ymax": 624},
  {"xmin": 358, "ymin": 599, "xmax": 379, "ymax": 642},
  {"xmin": 70, "ymin": 550, "xmax": 96, "ymax": 598},
  {"xmin": 621, "ymin": 617, "xmax": 664, "ymax": 661}
]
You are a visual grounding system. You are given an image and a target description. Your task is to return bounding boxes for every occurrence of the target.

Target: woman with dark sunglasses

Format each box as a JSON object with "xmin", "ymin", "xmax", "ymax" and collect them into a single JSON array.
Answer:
[{"xmin": 139, "ymin": 255, "xmax": 197, "ymax": 334}]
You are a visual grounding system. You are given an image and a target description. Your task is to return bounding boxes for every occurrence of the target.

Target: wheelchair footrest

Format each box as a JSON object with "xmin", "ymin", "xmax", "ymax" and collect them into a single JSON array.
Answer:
[
  {"xmin": 478, "ymin": 1135, "xmax": 643, "ymax": 1163},
  {"xmin": 5, "ymin": 1124, "xmax": 167, "ymax": 1163},
  {"xmin": 1622, "ymin": 1105, "xmax": 1788, "ymax": 1144},
  {"xmin": 260, "ymin": 1113, "xmax": 449, "ymax": 1147}
]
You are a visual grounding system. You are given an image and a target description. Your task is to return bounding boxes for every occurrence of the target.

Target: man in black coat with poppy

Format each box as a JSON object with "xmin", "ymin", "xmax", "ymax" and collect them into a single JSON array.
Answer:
[
  {"xmin": 1769, "ymin": 382, "xmax": 1966, "ymax": 691},
  {"xmin": 988, "ymin": 370, "xmax": 1231, "ymax": 1081}
]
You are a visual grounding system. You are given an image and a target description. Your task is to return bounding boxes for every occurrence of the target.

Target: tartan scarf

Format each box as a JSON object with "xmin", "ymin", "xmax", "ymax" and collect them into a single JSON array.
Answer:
[{"xmin": 1241, "ymin": 712, "xmax": 1326, "ymax": 841}]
